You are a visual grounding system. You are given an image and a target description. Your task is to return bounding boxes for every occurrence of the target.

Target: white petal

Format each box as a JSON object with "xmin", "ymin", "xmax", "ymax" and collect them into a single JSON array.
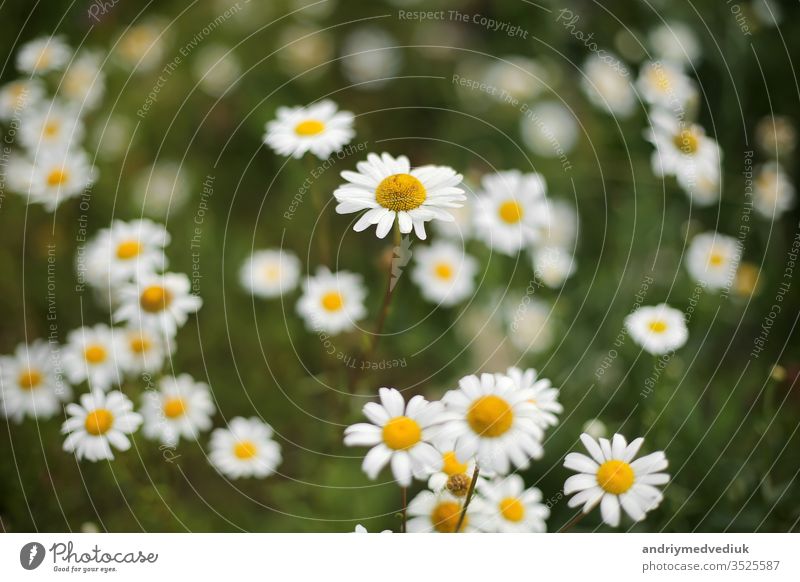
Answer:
[{"xmin": 600, "ymin": 493, "xmax": 621, "ymax": 527}]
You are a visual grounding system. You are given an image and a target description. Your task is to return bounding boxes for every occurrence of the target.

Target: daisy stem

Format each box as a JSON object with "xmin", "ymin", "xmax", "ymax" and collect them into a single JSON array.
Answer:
[
  {"xmin": 455, "ymin": 465, "xmax": 480, "ymax": 533},
  {"xmin": 557, "ymin": 510, "xmax": 587, "ymax": 533},
  {"xmin": 306, "ymin": 155, "xmax": 330, "ymax": 267},
  {"xmin": 401, "ymin": 486, "xmax": 408, "ymax": 533}
]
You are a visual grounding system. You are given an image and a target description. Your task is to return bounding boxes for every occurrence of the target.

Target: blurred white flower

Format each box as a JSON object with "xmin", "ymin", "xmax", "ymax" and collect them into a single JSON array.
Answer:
[
  {"xmin": 581, "ymin": 53, "xmax": 635, "ymax": 118},
  {"xmin": 520, "ymin": 101, "xmax": 579, "ymax": 158},
  {"xmin": 539, "ymin": 198, "xmax": 578, "ymax": 249},
  {"xmin": 411, "ymin": 241, "xmax": 478, "ymax": 307},
  {"xmin": 341, "ymin": 27, "xmax": 402, "ymax": 90},
  {"xmin": 16, "ymin": 36, "xmax": 72, "ymax": 74},
  {"xmin": 62, "ymin": 324, "xmax": 123, "ymax": 391},
  {"xmin": 752, "ymin": 0, "xmax": 783, "ymax": 26},
  {"xmin": 685, "ymin": 231, "xmax": 742, "ymax": 292},
  {"xmin": 93, "ymin": 114, "xmax": 134, "ymax": 160},
  {"xmin": 115, "ymin": 272, "xmax": 202, "ymax": 336},
  {"xmin": 636, "ymin": 61, "xmax": 695, "ymax": 111},
  {"xmin": 753, "ymin": 162, "xmax": 795, "ymax": 219},
  {"xmin": 19, "ymin": 101, "xmax": 85, "ymax": 153},
  {"xmin": 141, "ymin": 374, "xmax": 215, "ymax": 447},
  {"xmin": 755, "ymin": 115, "xmax": 795, "ymax": 157},
  {"xmin": 506, "ymin": 297, "xmax": 554, "ymax": 354},
  {"xmin": 209, "ymin": 417, "xmax": 282, "ymax": 479},
  {"xmin": 239, "ymin": 249, "xmax": 301, "ymax": 299},
  {"xmin": 484, "ymin": 56, "xmax": 548, "ymax": 103},
  {"xmin": 264, "ymin": 100, "xmax": 354, "ymax": 159},
  {"xmin": 0, "ymin": 79, "xmax": 45, "ymax": 121},
  {"xmin": 24, "ymin": 148, "xmax": 96, "ymax": 211},
  {"xmin": 406, "ymin": 489, "xmax": 478, "ymax": 533},
  {"xmin": 0, "ymin": 340, "xmax": 70, "ymax": 422},
  {"xmin": 533, "ymin": 245, "xmax": 576, "ymax": 288},
  {"xmin": 277, "ymin": 25, "xmax": 333, "ymax": 77},
  {"xmin": 624, "ymin": 303, "xmax": 688, "ymax": 355},
  {"xmin": 192, "ymin": 43, "xmax": 242, "ymax": 97},
  {"xmin": 62, "ymin": 390, "xmax": 142, "ymax": 462},
  {"xmin": 648, "ymin": 22, "xmax": 701, "ymax": 67},
  {"xmin": 60, "ymin": 50, "xmax": 106, "ymax": 111},
  {"xmin": 473, "ymin": 475, "xmax": 549, "ymax": 532},
  {"xmin": 296, "ymin": 267, "xmax": 366, "ymax": 334},
  {"xmin": 116, "ymin": 20, "xmax": 167, "ymax": 72},
  {"xmin": 582, "ymin": 418, "xmax": 607, "ymax": 439},
  {"xmin": 132, "ymin": 161, "xmax": 190, "ymax": 216},
  {"xmin": 117, "ymin": 325, "xmax": 173, "ymax": 375}
]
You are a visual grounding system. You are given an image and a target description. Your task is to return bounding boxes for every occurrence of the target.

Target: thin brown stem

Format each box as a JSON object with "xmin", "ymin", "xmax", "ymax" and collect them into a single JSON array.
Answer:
[
  {"xmin": 455, "ymin": 465, "xmax": 480, "ymax": 533},
  {"xmin": 401, "ymin": 486, "xmax": 408, "ymax": 533},
  {"xmin": 557, "ymin": 510, "xmax": 587, "ymax": 533}
]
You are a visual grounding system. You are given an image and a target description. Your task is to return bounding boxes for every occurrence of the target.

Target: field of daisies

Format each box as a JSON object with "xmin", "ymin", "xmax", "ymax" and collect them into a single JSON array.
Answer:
[{"xmin": 0, "ymin": 1, "xmax": 798, "ymax": 534}]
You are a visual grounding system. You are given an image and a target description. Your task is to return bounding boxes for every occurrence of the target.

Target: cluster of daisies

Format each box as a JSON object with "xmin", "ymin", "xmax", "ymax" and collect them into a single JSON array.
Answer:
[{"xmin": 344, "ymin": 371, "xmax": 668, "ymax": 532}]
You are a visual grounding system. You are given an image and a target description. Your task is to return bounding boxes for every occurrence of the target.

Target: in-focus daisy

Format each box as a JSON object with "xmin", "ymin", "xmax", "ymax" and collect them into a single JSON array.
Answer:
[
  {"xmin": 406, "ymin": 489, "xmax": 478, "ymax": 533},
  {"xmin": 62, "ymin": 390, "xmax": 143, "ymax": 461},
  {"xmin": 209, "ymin": 417, "xmax": 282, "ymax": 479},
  {"xmin": 506, "ymin": 297, "xmax": 554, "ymax": 354},
  {"xmin": 296, "ymin": 267, "xmax": 366, "ymax": 334},
  {"xmin": 504, "ymin": 367, "xmax": 562, "ymax": 430},
  {"xmin": 334, "ymin": 152, "xmax": 465, "ymax": 240},
  {"xmin": 59, "ymin": 50, "xmax": 106, "ymax": 111},
  {"xmin": 0, "ymin": 340, "xmax": 70, "ymax": 422},
  {"xmin": 564, "ymin": 433, "xmax": 669, "ymax": 527},
  {"xmin": 624, "ymin": 303, "xmax": 688, "ymax": 355},
  {"xmin": 343, "ymin": 387, "xmax": 445, "ymax": 487},
  {"xmin": 474, "ymin": 170, "xmax": 547, "ymax": 255},
  {"xmin": 439, "ymin": 372, "xmax": 545, "ymax": 475},
  {"xmin": 533, "ymin": 246, "xmax": 577, "ymax": 288},
  {"xmin": 239, "ymin": 249, "xmax": 301, "ymax": 299},
  {"xmin": 0, "ymin": 79, "xmax": 44, "ymax": 120},
  {"xmin": 16, "ymin": 35, "xmax": 72, "ymax": 74},
  {"xmin": 410, "ymin": 241, "xmax": 478, "ymax": 307},
  {"xmin": 685, "ymin": 232, "xmax": 742, "ymax": 292},
  {"xmin": 473, "ymin": 475, "xmax": 549, "ymax": 532},
  {"xmin": 117, "ymin": 324, "xmax": 173, "ymax": 375},
  {"xmin": 636, "ymin": 60, "xmax": 696, "ymax": 111},
  {"xmin": 581, "ymin": 53, "xmax": 636, "ymax": 118},
  {"xmin": 263, "ymin": 100, "xmax": 354, "ymax": 159},
  {"xmin": 84, "ymin": 219, "xmax": 170, "ymax": 287},
  {"xmin": 62, "ymin": 325, "xmax": 123, "ymax": 391},
  {"xmin": 141, "ymin": 374, "xmax": 215, "ymax": 446},
  {"xmin": 115, "ymin": 272, "xmax": 202, "ymax": 335},
  {"xmin": 754, "ymin": 162, "xmax": 795, "ymax": 219},
  {"xmin": 25, "ymin": 148, "xmax": 97, "ymax": 211}
]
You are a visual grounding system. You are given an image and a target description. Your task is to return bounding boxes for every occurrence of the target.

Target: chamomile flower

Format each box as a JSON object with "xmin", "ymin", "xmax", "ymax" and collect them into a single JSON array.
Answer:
[
  {"xmin": 16, "ymin": 36, "xmax": 72, "ymax": 74},
  {"xmin": 581, "ymin": 53, "xmax": 636, "ymax": 118},
  {"xmin": 116, "ymin": 20, "xmax": 167, "ymax": 73},
  {"xmin": 296, "ymin": 267, "xmax": 366, "ymax": 334},
  {"xmin": 406, "ymin": 489, "xmax": 478, "ymax": 533},
  {"xmin": 62, "ymin": 325, "xmax": 123, "ymax": 391},
  {"xmin": 506, "ymin": 297, "xmax": 554, "ymax": 354},
  {"xmin": 439, "ymin": 373, "xmax": 545, "ymax": 475},
  {"xmin": 411, "ymin": 241, "xmax": 478, "ymax": 306},
  {"xmin": 25, "ymin": 148, "xmax": 97, "ymax": 211},
  {"xmin": 117, "ymin": 325, "xmax": 173, "ymax": 375},
  {"xmin": 636, "ymin": 61, "xmax": 695, "ymax": 111},
  {"xmin": 341, "ymin": 27, "xmax": 402, "ymax": 90},
  {"xmin": 209, "ymin": 417, "xmax": 282, "ymax": 479},
  {"xmin": 473, "ymin": 475, "xmax": 549, "ymax": 533},
  {"xmin": 426, "ymin": 449, "xmax": 483, "ymax": 496},
  {"xmin": 754, "ymin": 162, "xmax": 795, "ymax": 219},
  {"xmin": 263, "ymin": 100, "xmax": 354, "ymax": 159},
  {"xmin": 503, "ymin": 367, "xmax": 562, "ymax": 430},
  {"xmin": 0, "ymin": 79, "xmax": 44, "ymax": 120},
  {"xmin": 539, "ymin": 198, "xmax": 579, "ymax": 249},
  {"xmin": 353, "ymin": 524, "xmax": 392, "ymax": 533},
  {"xmin": 564, "ymin": 433, "xmax": 669, "ymax": 527},
  {"xmin": 648, "ymin": 22, "xmax": 701, "ymax": 67},
  {"xmin": 62, "ymin": 389, "xmax": 143, "ymax": 462},
  {"xmin": 84, "ymin": 219, "xmax": 170, "ymax": 287},
  {"xmin": 685, "ymin": 232, "xmax": 742, "ymax": 291},
  {"xmin": 239, "ymin": 249, "xmax": 301, "ymax": 299},
  {"xmin": 473, "ymin": 170, "xmax": 547, "ymax": 255},
  {"xmin": 115, "ymin": 272, "xmax": 202, "ymax": 336},
  {"xmin": 343, "ymin": 387, "xmax": 445, "ymax": 487},
  {"xmin": 334, "ymin": 152, "xmax": 465, "ymax": 240},
  {"xmin": 0, "ymin": 340, "xmax": 70, "ymax": 422},
  {"xmin": 534, "ymin": 246, "xmax": 577, "ymax": 288},
  {"xmin": 141, "ymin": 374, "xmax": 215, "ymax": 446},
  {"xmin": 521, "ymin": 101, "xmax": 579, "ymax": 158},
  {"xmin": 59, "ymin": 50, "xmax": 106, "ymax": 111},
  {"xmin": 624, "ymin": 303, "xmax": 688, "ymax": 355}
]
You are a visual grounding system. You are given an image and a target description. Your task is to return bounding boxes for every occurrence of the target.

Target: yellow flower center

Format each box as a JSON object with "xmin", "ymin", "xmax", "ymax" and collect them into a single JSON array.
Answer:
[
  {"xmin": 84, "ymin": 408, "xmax": 114, "ymax": 435},
  {"xmin": 648, "ymin": 320, "xmax": 668, "ymax": 334},
  {"xmin": 381, "ymin": 415, "xmax": 422, "ymax": 450},
  {"xmin": 673, "ymin": 129, "xmax": 699, "ymax": 155},
  {"xmin": 234, "ymin": 440, "xmax": 257, "ymax": 459},
  {"xmin": 84, "ymin": 344, "xmax": 107, "ymax": 364},
  {"xmin": 263, "ymin": 265, "xmax": 281, "ymax": 281},
  {"xmin": 46, "ymin": 168, "xmax": 69, "ymax": 186},
  {"xmin": 442, "ymin": 451, "xmax": 468, "ymax": 476},
  {"xmin": 375, "ymin": 173, "xmax": 427, "ymax": 212},
  {"xmin": 129, "ymin": 335, "xmax": 152, "ymax": 354},
  {"xmin": 18, "ymin": 369, "xmax": 43, "ymax": 390},
  {"xmin": 116, "ymin": 240, "xmax": 142, "ymax": 259},
  {"xmin": 434, "ymin": 262, "xmax": 454, "ymax": 280},
  {"xmin": 431, "ymin": 501, "xmax": 467, "ymax": 533},
  {"xmin": 43, "ymin": 121, "xmax": 60, "ymax": 137},
  {"xmin": 34, "ymin": 48, "xmax": 52, "ymax": 70},
  {"xmin": 708, "ymin": 251, "xmax": 725, "ymax": 267},
  {"xmin": 163, "ymin": 397, "xmax": 187, "ymax": 419},
  {"xmin": 294, "ymin": 119, "xmax": 326, "ymax": 136},
  {"xmin": 596, "ymin": 460, "xmax": 635, "ymax": 495},
  {"xmin": 651, "ymin": 68, "xmax": 672, "ymax": 92},
  {"xmin": 498, "ymin": 200, "xmax": 523, "ymax": 224},
  {"xmin": 140, "ymin": 285, "xmax": 172, "ymax": 313},
  {"xmin": 467, "ymin": 395, "xmax": 514, "ymax": 438},
  {"xmin": 320, "ymin": 291, "xmax": 344, "ymax": 312},
  {"xmin": 499, "ymin": 497, "xmax": 525, "ymax": 522}
]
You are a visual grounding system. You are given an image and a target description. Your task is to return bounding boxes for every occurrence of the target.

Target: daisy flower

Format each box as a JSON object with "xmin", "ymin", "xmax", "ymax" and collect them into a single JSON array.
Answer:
[
  {"xmin": 25, "ymin": 148, "xmax": 97, "ymax": 211},
  {"xmin": 636, "ymin": 60, "xmax": 695, "ymax": 110},
  {"xmin": 0, "ymin": 79, "xmax": 44, "ymax": 120},
  {"xmin": 648, "ymin": 22, "xmax": 701, "ymax": 67},
  {"xmin": 624, "ymin": 303, "xmax": 688, "ymax": 355},
  {"xmin": 334, "ymin": 152, "xmax": 465, "ymax": 240},
  {"xmin": 141, "ymin": 374, "xmax": 215, "ymax": 446},
  {"xmin": 0, "ymin": 340, "xmax": 70, "ymax": 422},
  {"xmin": 16, "ymin": 35, "xmax": 72, "ymax": 74},
  {"xmin": 114, "ymin": 272, "xmax": 202, "ymax": 336},
  {"xmin": 685, "ymin": 232, "xmax": 742, "ymax": 292},
  {"xmin": 439, "ymin": 373, "xmax": 545, "ymax": 475},
  {"xmin": 209, "ymin": 417, "xmax": 282, "ymax": 479},
  {"xmin": 296, "ymin": 267, "xmax": 366, "ymax": 335},
  {"xmin": 506, "ymin": 297, "xmax": 554, "ymax": 354},
  {"xmin": 344, "ymin": 387, "xmax": 446, "ymax": 487},
  {"xmin": 20, "ymin": 101, "xmax": 85, "ymax": 153},
  {"xmin": 473, "ymin": 475, "xmax": 549, "ymax": 532},
  {"xmin": 192, "ymin": 43, "xmax": 242, "ymax": 98},
  {"xmin": 520, "ymin": 101, "xmax": 579, "ymax": 157},
  {"xmin": 62, "ymin": 325, "xmax": 123, "ymax": 391},
  {"xmin": 539, "ymin": 198, "xmax": 578, "ymax": 250},
  {"xmin": 116, "ymin": 19, "xmax": 167, "ymax": 73},
  {"xmin": 62, "ymin": 390, "xmax": 143, "ymax": 462},
  {"xmin": 426, "ymin": 449, "xmax": 484, "ymax": 496},
  {"xmin": 754, "ymin": 162, "xmax": 795, "ymax": 219},
  {"xmin": 263, "ymin": 100, "xmax": 354, "ymax": 159},
  {"xmin": 503, "ymin": 367, "xmax": 562, "ymax": 430},
  {"xmin": 239, "ymin": 249, "xmax": 301, "ymax": 299},
  {"xmin": 84, "ymin": 219, "xmax": 170, "ymax": 287},
  {"xmin": 341, "ymin": 27, "xmax": 402, "ymax": 91},
  {"xmin": 353, "ymin": 524, "xmax": 391, "ymax": 533},
  {"xmin": 406, "ymin": 489, "xmax": 478, "ymax": 533},
  {"xmin": 581, "ymin": 53, "xmax": 635, "ymax": 118},
  {"xmin": 410, "ymin": 241, "xmax": 478, "ymax": 307},
  {"xmin": 117, "ymin": 324, "xmax": 173, "ymax": 375},
  {"xmin": 534, "ymin": 246, "xmax": 577, "ymax": 288},
  {"xmin": 563, "ymin": 433, "xmax": 669, "ymax": 527},
  {"xmin": 473, "ymin": 170, "xmax": 547, "ymax": 255},
  {"xmin": 59, "ymin": 50, "xmax": 106, "ymax": 111}
]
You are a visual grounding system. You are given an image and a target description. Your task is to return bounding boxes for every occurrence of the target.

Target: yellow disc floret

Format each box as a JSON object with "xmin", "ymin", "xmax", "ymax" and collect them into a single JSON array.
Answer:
[
  {"xmin": 596, "ymin": 460, "xmax": 635, "ymax": 495},
  {"xmin": 467, "ymin": 395, "xmax": 514, "ymax": 437},
  {"xmin": 140, "ymin": 285, "xmax": 172, "ymax": 313},
  {"xmin": 294, "ymin": 119, "xmax": 325, "ymax": 136},
  {"xmin": 431, "ymin": 501, "xmax": 467, "ymax": 533},
  {"xmin": 499, "ymin": 497, "xmax": 525, "ymax": 522},
  {"xmin": 382, "ymin": 416, "xmax": 422, "ymax": 450},
  {"xmin": 84, "ymin": 408, "xmax": 114, "ymax": 436},
  {"xmin": 163, "ymin": 397, "xmax": 187, "ymax": 419},
  {"xmin": 498, "ymin": 200, "xmax": 523, "ymax": 224},
  {"xmin": 375, "ymin": 173, "xmax": 427, "ymax": 212},
  {"xmin": 234, "ymin": 440, "xmax": 258, "ymax": 459}
]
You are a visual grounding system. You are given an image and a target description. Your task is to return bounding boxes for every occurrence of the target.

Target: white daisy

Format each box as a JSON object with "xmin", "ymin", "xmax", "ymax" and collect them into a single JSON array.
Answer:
[
  {"xmin": 239, "ymin": 249, "xmax": 301, "ymax": 299},
  {"xmin": 533, "ymin": 246, "xmax": 576, "ymax": 288},
  {"xmin": 564, "ymin": 433, "xmax": 669, "ymax": 527},
  {"xmin": 141, "ymin": 374, "xmax": 215, "ymax": 446},
  {"xmin": 341, "ymin": 27, "xmax": 402, "ymax": 91},
  {"xmin": 685, "ymin": 232, "xmax": 742, "ymax": 292},
  {"xmin": 16, "ymin": 35, "xmax": 72, "ymax": 74},
  {"xmin": 114, "ymin": 272, "xmax": 202, "ymax": 336},
  {"xmin": 624, "ymin": 303, "xmax": 688, "ymax": 355},
  {"xmin": 20, "ymin": 101, "xmax": 85, "ymax": 152},
  {"xmin": 62, "ymin": 324, "xmax": 123, "ymax": 391},
  {"xmin": 343, "ymin": 387, "xmax": 445, "ymax": 487},
  {"xmin": 410, "ymin": 241, "xmax": 478, "ymax": 307},
  {"xmin": 116, "ymin": 20, "xmax": 167, "ymax": 73},
  {"xmin": 25, "ymin": 148, "xmax": 97, "ymax": 211},
  {"xmin": 209, "ymin": 417, "xmax": 282, "ymax": 479},
  {"xmin": 353, "ymin": 524, "xmax": 391, "ymax": 533},
  {"xmin": 59, "ymin": 50, "xmax": 106, "ymax": 111},
  {"xmin": 520, "ymin": 101, "xmax": 579, "ymax": 157},
  {"xmin": 648, "ymin": 22, "xmax": 701, "ymax": 67},
  {"xmin": 406, "ymin": 489, "xmax": 478, "ymax": 533},
  {"xmin": 483, "ymin": 56, "xmax": 548, "ymax": 103},
  {"xmin": 539, "ymin": 198, "xmax": 579, "ymax": 250},
  {"xmin": 132, "ymin": 160, "xmax": 191, "ymax": 217},
  {"xmin": 439, "ymin": 373, "xmax": 545, "ymax": 475},
  {"xmin": 473, "ymin": 170, "xmax": 547, "ymax": 255},
  {"xmin": 581, "ymin": 53, "xmax": 636, "ymax": 118},
  {"xmin": 754, "ymin": 162, "xmax": 795, "ymax": 219},
  {"xmin": 432, "ymin": 194, "xmax": 473, "ymax": 239},
  {"xmin": 263, "ymin": 100, "xmax": 354, "ymax": 159},
  {"xmin": 0, "ymin": 79, "xmax": 45, "ymax": 120},
  {"xmin": 503, "ymin": 366, "xmax": 562, "ymax": 430},
  {"xmin": 636, "ymin": 60, "xmax": 695, "ymax": 111},
  {"xmin": 296, "ymin": 267, "xmax": 366, "ymax": 335},
  {"xmin": 334, "ymin": 152, "xmax": 465, "ymax": 240},
  {"xmin": 473, "ymin": 475, "xmax": 549, "ymax": 533},
  {"xmin": 506, "ymin": 297, "xmax": 554, "ymax": 354},
  {"xmin": 426, "ymin": 449, "xmax": 484, "ymax": 496},
  {"xmin": 117, "ymin": 325, "xmax": 173, "ymax": 375},
  {"xmin": 0, "ymin": 340, "xmax": 70, "ymax": 422},
  {"xmin": 62, "ymin": 389, "xmax": 143, "ymax": 462}
]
